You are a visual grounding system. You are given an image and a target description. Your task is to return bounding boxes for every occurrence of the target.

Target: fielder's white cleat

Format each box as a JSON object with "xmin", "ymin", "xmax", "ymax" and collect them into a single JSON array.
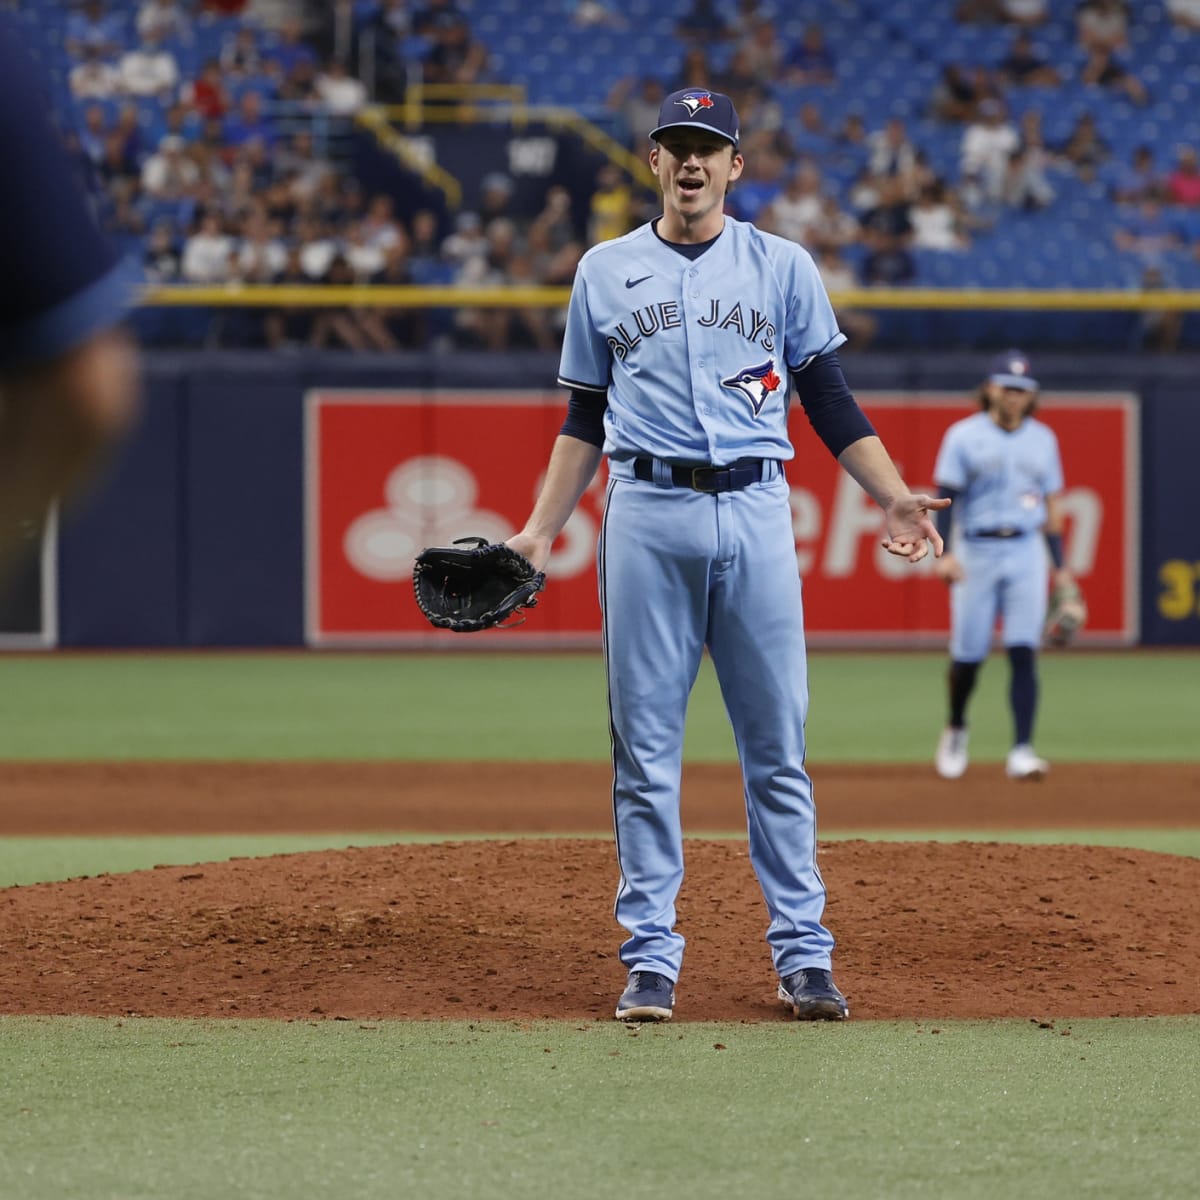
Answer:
[
  {"xmin": 935, "ymin": 726, "xmax": 969, "ymax": 779},
  {"xmin": 1006, "ymin": 743, "xmax": 1049, "ymax": 780}
]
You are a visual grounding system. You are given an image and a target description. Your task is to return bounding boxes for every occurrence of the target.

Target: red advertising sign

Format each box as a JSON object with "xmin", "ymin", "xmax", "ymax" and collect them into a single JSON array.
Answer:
[{"xmin": 306, "ymin": 391, "xmax": 1138, "ymax": 647}]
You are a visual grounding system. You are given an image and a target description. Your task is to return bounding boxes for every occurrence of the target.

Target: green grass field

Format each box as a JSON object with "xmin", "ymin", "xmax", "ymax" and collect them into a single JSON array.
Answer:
[
  {"xmin": 1, "ymin": 650, "xmax": 1197, "ymax": 1199},
  {"xmin": 0, "ymin": 650, "xmax": 1195, "ymax": 761},
  {"xmin": 2, "ymin": 1016, "xmax": 1197, "ymax": 1200}
]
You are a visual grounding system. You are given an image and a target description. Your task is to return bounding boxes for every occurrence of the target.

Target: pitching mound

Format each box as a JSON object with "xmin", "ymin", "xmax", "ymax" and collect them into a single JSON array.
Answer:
[{"xmin": 1, "ymin": 838, "xmax": 1196, "ymax": 1021}]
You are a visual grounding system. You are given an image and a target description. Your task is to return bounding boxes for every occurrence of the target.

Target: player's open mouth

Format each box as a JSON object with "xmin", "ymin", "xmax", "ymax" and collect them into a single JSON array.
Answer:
[{"xmin": 679, "ymin": 179, "xmax": 704, "ymax": 194}]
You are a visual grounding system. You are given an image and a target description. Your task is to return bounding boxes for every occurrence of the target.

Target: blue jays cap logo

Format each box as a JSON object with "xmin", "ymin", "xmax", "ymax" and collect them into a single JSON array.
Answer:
[
  {"xmin": 651, "ymin": 87, "xmax": 740, "ymax": 146},
  {"xmin": 675, "ymin": 91, "xmax": 715, "ymax": 117},
  {"xmin": 987, "ymin": 348, "xmax": 1039, "ymax": 391},
  {"xmin": 722, "ymin": 359, "xmax": 782, "ymax": 417}
]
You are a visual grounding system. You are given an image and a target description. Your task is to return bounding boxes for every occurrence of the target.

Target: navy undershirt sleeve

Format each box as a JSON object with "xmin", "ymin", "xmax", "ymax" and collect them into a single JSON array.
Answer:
[
  {"xmin": 791, "ymin": 351, "xmax": 876, "ymax": 458},
  {"xmin": 935, "ymin": 485, "xmax": 959, "ymax": 541},
  {"xmin": 560, "ymin": 387, "xmax": 607, "ymax": 447}
]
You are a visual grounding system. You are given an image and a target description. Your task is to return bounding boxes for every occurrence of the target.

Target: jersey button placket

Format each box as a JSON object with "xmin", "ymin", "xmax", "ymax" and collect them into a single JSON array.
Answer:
[{"xmin": 682, "ymin": 266, "xmax": 720, "ymax": 460}]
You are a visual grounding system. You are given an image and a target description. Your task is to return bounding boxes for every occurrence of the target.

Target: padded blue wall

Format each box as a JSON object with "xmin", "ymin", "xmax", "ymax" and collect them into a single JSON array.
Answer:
[{"xmin": 54, "ymin": 349, "xmax": 1200, "ymax": 647}]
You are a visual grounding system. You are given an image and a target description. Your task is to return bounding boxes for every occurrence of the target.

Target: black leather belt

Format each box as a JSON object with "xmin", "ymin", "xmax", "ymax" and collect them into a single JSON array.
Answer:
[
  {"xmin": 632, "ymin": 457, "xmax": 768, "ymax": 493},
  {"xmin": 968, "ymin": 528, "xmax": 1026, "ymax": 539}
]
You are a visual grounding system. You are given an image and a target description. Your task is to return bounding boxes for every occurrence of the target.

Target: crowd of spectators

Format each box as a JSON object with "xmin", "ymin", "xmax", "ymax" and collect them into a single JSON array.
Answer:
[
  {"xmin": 41, "ymin": 0, "xmax": 1200, "ymax": 352},
  {"xmin": 56, "ymin": 0, "xmax": 513, "ymax": 348},
  {"xmin": 603, "ymin": 0, "xmax": 1200, "ymax": 347}
]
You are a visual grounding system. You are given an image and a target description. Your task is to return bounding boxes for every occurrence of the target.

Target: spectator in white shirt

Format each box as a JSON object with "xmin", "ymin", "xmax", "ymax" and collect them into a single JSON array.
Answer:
[
  {"xmin": 911, "ymin": 182, "xmax": 970, "ymax": 250},
  {"xmin": 137, "ymin": 0, "xmax": 192, "ymax": 43},
  {"xmin": 761, "ymin": 162, "xmax": 824, "ymax": 245},
  {"xmin": 182, "ymin": 213, "xmax": 235, "ymax": 283},
  {"xmin": 70, "ymin": 46, "xmax": 122, "ymax": 99},
  {"xmin": 237, "ymin": 212, "xmax": 288, "ymax": 282},
  {"xmin": 297, "ymin": 219, "xmax": 339, "ymax": 279},
  {"xmin": 119, "ymin": 30, "xmax": 180, "ymax": 98},
  {"xmin": 343, "ymin": 221, "xmax": 387, "ymax": 278},
  {"xmin": 361, "ymin": 194, "xmax": 405, "ymax": 253},
  {"xmin": 1076, "ymin": 0, "xmax": 1128, "ymax": 52},
  {"xmin": 314, "ymin": 59, "xmax": 367, "ymax": 115},
  {"xmin": 961, "ymin": 98, "xmax": 1019, "ymax": 201},
  {"xmin": 141, "ymin": 134, "xmax": 199, "ymax": 198},
  {"xmin": 1167, "ymin": 0, "xmax": 1200, "ymax": 30},
  {"xmin": 1001, "ymin": 0, "xmax": 1049, "ymax": 25}
]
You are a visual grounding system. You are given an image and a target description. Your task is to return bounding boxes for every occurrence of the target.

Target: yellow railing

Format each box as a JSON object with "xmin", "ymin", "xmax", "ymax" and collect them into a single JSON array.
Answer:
[
  {"xmin": 138, "ymin": 285, "xmax": 1200, "ymax": 311},
  {"xmin": 360, "ymin": 82, "xmax": 658, "ymax": 200},
  {"xmin": 393, "ymin": 82, "xmax": 531, "ymax": 130},
  {"xmin": 354, "ymin": 107, "xmax": 463, "ymax": 209}
]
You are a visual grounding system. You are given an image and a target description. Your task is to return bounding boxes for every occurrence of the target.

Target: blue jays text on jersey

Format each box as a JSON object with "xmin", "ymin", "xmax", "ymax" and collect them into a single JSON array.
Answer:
[
  {"xmin": 606, "ymin": 298, "xmax": 777, "ymax": 360},
  {"xmin": 559, "ymin": 217, "xmax": 846, "ymax": 466}
]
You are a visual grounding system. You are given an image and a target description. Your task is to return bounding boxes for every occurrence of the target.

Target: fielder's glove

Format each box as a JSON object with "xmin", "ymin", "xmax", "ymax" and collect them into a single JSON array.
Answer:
[
  {"xmin": 1045, "ymin": 575, "xmax": 1087, "ymax": 646},
  {"xmin": 413, "ymin": 537, "xmax": 546, "ymax": 633}
]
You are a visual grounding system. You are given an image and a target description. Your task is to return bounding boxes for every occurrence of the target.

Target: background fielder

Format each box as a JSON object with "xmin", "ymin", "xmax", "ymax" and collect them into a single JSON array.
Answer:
[
  {"xmin": 508, "ymin": 86, "xmax": 947, "ymax": 1023},
  {"xmin": 932, "ymin": 351, "xmax": 1075, "ymax": 781}
]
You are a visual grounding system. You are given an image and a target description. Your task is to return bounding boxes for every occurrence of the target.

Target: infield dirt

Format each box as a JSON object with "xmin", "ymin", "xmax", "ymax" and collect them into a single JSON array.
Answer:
[{"xmin": 0, "ymin": 762, "xmax": 1197, "ymax": 1022}]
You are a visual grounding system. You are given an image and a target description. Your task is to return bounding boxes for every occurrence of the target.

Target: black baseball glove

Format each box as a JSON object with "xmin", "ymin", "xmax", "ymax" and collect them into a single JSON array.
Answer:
[{"xmin": 413, "ymin": 537, "xmax": 546, "ymax": 633}]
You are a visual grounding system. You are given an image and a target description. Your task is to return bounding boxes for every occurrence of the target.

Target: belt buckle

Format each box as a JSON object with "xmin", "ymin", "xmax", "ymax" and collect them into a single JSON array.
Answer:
[{"xmin": 691, "ymin": 466, "xmax": 719, "ymax": 493}]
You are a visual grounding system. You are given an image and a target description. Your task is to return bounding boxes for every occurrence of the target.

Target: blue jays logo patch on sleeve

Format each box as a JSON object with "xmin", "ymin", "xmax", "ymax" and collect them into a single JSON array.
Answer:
[{"xmin": 721, "ymin": 359, "xmax": 782, "ymax": 417}]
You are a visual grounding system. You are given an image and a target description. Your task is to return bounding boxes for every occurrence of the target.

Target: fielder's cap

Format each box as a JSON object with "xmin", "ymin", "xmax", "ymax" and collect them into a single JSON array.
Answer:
[
  {"xmin": 987, "ymin": 349, "xmax": 1039, "ymax": 391},
  {"xmin": 650, "ymin": 87, "xmax": 740, "ymax": 147}
]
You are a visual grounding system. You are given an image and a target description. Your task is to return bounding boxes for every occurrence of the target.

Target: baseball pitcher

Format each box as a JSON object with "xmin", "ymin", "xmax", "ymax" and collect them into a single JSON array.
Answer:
[{"xmin": 508, "ymin": 87, "xmax": 948, "ymax": 1022}]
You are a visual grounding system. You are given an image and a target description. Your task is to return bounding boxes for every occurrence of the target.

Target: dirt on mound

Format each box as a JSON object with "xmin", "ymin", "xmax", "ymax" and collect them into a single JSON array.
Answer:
[
  {"xmin": 0, "ymin": 761, "xmax": 1196, "ymax": 834},
  {"xmin": 1, "ymin": 838, "xmax": 1196, "ymax": 1022}
]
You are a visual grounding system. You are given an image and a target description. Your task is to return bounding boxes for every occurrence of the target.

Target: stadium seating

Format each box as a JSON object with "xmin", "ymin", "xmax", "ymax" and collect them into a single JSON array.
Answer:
[{"xmin": 21, "ymin": 0, "xmax": 1200, "ymax": 317}]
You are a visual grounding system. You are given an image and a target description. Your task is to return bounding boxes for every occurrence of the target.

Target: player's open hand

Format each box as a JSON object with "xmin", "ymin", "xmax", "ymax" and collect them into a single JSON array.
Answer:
[{"xmin": 881, "ymin": 494, "xmax": 951, "ymax": 564}]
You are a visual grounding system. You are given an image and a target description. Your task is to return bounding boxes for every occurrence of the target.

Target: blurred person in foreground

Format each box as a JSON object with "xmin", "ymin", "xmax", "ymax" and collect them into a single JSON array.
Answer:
[{"xmin": 0, "ymin": 22, "xmax": 138, "ymax": 584}]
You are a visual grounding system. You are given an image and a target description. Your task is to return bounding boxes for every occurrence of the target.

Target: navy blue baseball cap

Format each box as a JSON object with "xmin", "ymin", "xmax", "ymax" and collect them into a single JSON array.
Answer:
[
  {"xmin": 650, "ymin": 88, "xmax": 740, "ymax": 147},
  {"xmin": 987, "ymin": 349, "xmax": 1039, "ymax": 391}
]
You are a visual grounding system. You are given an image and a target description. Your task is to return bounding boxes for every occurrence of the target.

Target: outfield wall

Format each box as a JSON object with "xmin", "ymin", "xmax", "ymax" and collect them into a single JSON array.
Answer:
[{"xmin": 45, "ymin": 350, "xmax": 1200, "ymax": 648}]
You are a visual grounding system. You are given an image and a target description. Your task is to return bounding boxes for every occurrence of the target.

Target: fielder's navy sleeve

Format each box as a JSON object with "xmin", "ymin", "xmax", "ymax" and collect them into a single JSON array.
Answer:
[
  {"xmin": 560, "ymin": 388, "xmax": 607, "ymax": 447},
  {"xmin": 0, "ymin": 21, "xmax": 131, "ymax": 368},
  {"xmin": 936, "ymin": 485, "xmax": 960, "ymax": 541},
  {"xmin": 791, "ymin": 351, "xmax": 876, "ymax": 458}
]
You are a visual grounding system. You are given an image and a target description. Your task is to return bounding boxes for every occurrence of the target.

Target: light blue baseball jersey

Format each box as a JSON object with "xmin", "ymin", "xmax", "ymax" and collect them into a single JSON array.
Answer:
[
  {"xmin": 557, "ymin": 218, "xmax": 846, "ymax": 464},
  {"xmin": 934, "ymin": 412, "xmax": 1064, "ymax": 535}
]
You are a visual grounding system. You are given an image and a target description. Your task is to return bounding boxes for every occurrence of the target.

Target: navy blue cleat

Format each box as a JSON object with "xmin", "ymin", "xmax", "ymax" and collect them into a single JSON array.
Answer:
[
  {"xmin": 615, "ymin": 971, "xmax": 676, "ymax": 1021},
  {"xmin": 778, "ymin": 968, "xmax": 849, "ymax": 1021}
]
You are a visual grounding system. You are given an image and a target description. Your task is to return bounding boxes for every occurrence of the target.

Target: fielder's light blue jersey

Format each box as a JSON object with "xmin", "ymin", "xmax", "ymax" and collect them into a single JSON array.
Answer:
[
  {"xmin": 558, "ymin": 218, "xmax": 846, "ymax": 464},
  {"xmin": 934, "ymin": 412, "xmax": 1064, "ymax": 535}
]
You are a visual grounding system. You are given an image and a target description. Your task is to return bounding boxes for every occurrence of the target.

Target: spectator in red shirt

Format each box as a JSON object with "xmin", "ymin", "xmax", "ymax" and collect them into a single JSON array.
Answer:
[
  {"xmin": 182, "ymin": 59, "xmax": 230, "ymax": 120},
  {"xmin": 1166, "ymin": 145, "xmax": 1200, "ymax": 206}
]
